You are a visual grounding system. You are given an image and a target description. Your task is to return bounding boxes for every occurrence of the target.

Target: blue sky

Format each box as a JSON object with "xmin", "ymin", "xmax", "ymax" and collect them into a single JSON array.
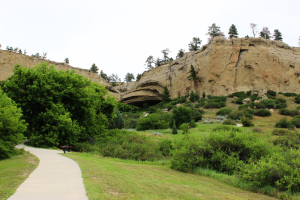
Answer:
[{"xmin": 1, "ymin": 0, "xmax": 299, "ymax": 81}]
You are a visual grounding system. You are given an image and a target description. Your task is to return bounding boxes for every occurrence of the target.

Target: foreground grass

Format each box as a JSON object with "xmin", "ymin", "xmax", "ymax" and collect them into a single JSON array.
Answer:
[
  {"xmin": 0, "ymin": 151, "xmax": 39, "ymax": 200},
  {"xmin": 65, "ymin": 153, "xmax": 277, "ymax": 200}
]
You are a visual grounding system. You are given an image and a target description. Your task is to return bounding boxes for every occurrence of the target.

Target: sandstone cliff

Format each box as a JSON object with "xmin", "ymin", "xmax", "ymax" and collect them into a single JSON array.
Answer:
[
  {"xmin": 0, "ymin": 50, "xmax": 120, "ymax": 100},
  {"xmin": 117, "ymin": 37, "xmax": 300, "ymax": 105}
]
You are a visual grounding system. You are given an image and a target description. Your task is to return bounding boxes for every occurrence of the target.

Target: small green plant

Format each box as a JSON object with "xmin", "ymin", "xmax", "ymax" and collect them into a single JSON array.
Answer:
[
  {"xmin": 172, "ymin": 119, "xmax": 177, "ymax": 134},
  {"xmin": 275, "ymin": 117, "xmax": 293, "ymax": 128},
  {"xmin": 222, "ymin": 119, "xmax": 236, "ymax": 125},
  {"xmin": 240, "ymin": 116, "xmax": 254, "ymax": 127},
  {"xmin": 189, "ymin": 90, "xmax": 200, "ymax": 102},
  {"xmin": 179, "ymin": 123, "xmax": 190, "ymax": 134}
]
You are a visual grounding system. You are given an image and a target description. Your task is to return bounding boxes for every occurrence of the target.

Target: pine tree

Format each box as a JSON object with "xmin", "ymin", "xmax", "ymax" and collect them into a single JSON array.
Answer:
[
  {"xmin": 136, "ymin": 73, "xmax": 142, "ymax": 81},
  {"xmin": 160, "ymin": 86, "xmax": 171, "ymax": 103},
  {"xmin": 64, "ymin": 58, "xmax": 69, "ymax": 65},
  {"xmin": 124, "ymin": 73, "xmax": 135, "ymax": 83},
  {"xmin": 228, "ymin": 24, "xmax": 238, "ymax": 38},
  {"xmin": 207, "ymin": 23, "xmax": 221, "ymax": 43},
  {"xmin": 202, "ymin": 91, "xmax": 206, "ymax": 99},
  {"xmin": 172, "ymin": 119, "xmax": 177, "ymax": 134},
  {"xmin": 161, "ymin": 48, "xmax": 171, "ymax": 62},
  {"xmin": 108, "ymin": 108, "xmax": 124, "ymax": 129},
  {"xmin": 100, "ymin": 70, "xmax": 108, "ymax": 81},
  {"xmin": 187, "ymin": 65, "xmax": 199, "ymax": 82},
  {"xmin": 145, "ymin": 55, "xmax": 155, "ymax": 70},
  {"xmin": 273, "ymin": 29, "xmax": 283, "ymax": 41},
  {"xmin": 188, "ymin": 37, "xmax": 202, "ymax": 51},
  {"xmin": 176, "ymin": 49, "xmax": 185, "ymax": 58},
  {"xmin": 90, "ymin": 63, "xmax": 99, "ymax": 74}
]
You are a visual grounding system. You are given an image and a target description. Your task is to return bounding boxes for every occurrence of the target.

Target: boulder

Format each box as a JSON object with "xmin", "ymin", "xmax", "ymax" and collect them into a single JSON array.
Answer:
[{"xmin": 242, "ymin": 98, "xmax": 251, "ymax": 104}]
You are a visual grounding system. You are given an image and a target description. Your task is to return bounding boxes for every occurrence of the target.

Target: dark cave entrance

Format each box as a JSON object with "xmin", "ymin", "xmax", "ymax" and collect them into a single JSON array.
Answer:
[{"xmin": 129, "ymin": 100, "xmax": 162, "ymax": 108}]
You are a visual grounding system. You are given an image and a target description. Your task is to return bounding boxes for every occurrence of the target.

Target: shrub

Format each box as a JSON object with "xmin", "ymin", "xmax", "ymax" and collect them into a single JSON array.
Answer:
[
  {"xmin": 235, "ymin": 98, "xmax": 243, "ymax": 104},
  {"xmin": 255, "ymin": 99, "xmax": 275, "ymax": 109},
  {"xmin": 192, "ymin": 109, "xmax": 203, "ymax": 122},
  {"xmin": 176, "ymin": 96, "xmax": 187, "ymax": 104},
  {"xmin": 291, "ymin": 115, "xmax": 300, "ymax": 128},
  {"xmin": 172, "ymin": 119, "xmax": 177, "ymax": 134},
  {"xmin": 228, "ymin": 92, "xmax": 247, "ymax": 98},
  {"xmin": 189, "ymin": 90, "xmax": 200, "ymax": 102},
  {"xmin": 238, "ymin": 104, "xmax": 249, "ymax": 110},
  {"xmin": 170, "ymin": 106, "xmax": 192, "ymax": 128},
  {"xmin": 159, "ymin": 139, "xmax": 173, "ymax": 157},
  {"xmin": 245, "ymin": 108, "xmax": 255, "ymax": 115},
  {"xmin": 222, "ymin": 119, "xmax": 236, "ymax": 125},
  {"xmin": 240, "ymin": 116, "xmax": 254, "ymax": 127},
  {"xmin": 283, "ymin": 93, "xmax": 297, "ymax": 97},
  {"xmin": 179, "ymin": 123, "xmax": 190, "ymax": 134},
  {"xmin": 295, "ymin": 95, "xmax": 300, "ymax": 104},
  {"xmin": 148, "ymin": 106, "xmax": 159, "ymax": 113},
  {"xmin": 109, "ymin": 108, "xmax": 125, "ymax": 129},
  {"xmin": 267, "ymin": 90, "xmax": 276, "ymax": 97},
  {"xmin": 212, "ymin": 125, "xmax": 241, "ymax": 132},
  {"xmin": 275, "ymin": 117, "xmax": 293, "ymax": 128},
  {"xmin": 171, "ymin": 129, "xmax": 272, "ymax": 174},
  {"xmin": 0, "ymin": 90, "xmax": 27, "ymax": 160},
  {"xmin": 227, "ymin": 111, "xmax": 244, "ymax": 120},
  {"xmin": 183, "ymin": 101, "xmax": 193, "ymax": 108},
  {"xmin": 97, "ymin": 129, "xmax": 162, "ymax": 161},
  {"xmin": 204, "ymin": 102, "xmax": 226, "ymax": 109},
  {"xmin": 279, "ymin": 108, "xmax": 299, "ymax": 117},
  {"xmin": 117, "ymin": 102, "xmax": 140, "ymax": 113},
  {"xmin": 273, "ymin": 132, "xmax": 300, "ymax": 150},
  {"xmin": 244, "ymin": 112, "xmax": 254, "ymax": 119},
  {"xmin": 162, "ymin": 102, "xmax": 175, "ymax": 111},
  {"xmin": 73, "ymin": 142, "xmax": 98, "ymax": 152},
  {"xmin": 136, "ymin": 112, "xmax": 171, "ymax": 131},
  {"xmin": 252, "ymin": 128, "xmax": 263, "ymax": 133},
  {"xmin": 216, "ymin": 107, "xmax": 232, "ymax": 116},
  {"xmin": 275, "ymin": 98, "xmax": 287, "ymax": 109},
  {"xmin": 272, "ymin": 129, "xmax": 290, "ymax": 136},
  {"xmin": 254, "ymin": 109, "xmax": 271, "ymax": 117}
]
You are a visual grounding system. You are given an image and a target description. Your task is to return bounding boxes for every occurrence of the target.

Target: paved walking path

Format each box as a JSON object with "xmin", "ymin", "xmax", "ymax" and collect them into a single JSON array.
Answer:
[{"xmin": 8, "ymin": 144, "xmax": 88, "ymax": 200}]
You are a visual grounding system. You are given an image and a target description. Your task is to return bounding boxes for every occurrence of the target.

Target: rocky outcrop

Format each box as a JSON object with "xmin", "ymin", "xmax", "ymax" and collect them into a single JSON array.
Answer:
[
  {"xmin": 0, "ymin": 50, "xmax": 120, "ymax": 100},
  {"xmin": 116, "ymin": 37, "xmax": 300, "ymax": 104}
]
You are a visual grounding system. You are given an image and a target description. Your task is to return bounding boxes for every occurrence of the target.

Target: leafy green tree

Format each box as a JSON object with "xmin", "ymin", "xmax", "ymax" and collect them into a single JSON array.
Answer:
[
  {"xmin": 228, "ymin": 24, "xmax": 238, "ymax": 38},
  {"xmin": 136, "ymin": 73, "xmax": 142, "ymax": 81},
  {"xmin": 188, "ymin": 37, "xmax": 202, "ymax": 51},
  {"xmin": 0, "ymin": 90, "xmax": 26, "ymax": 160},
  {"xmin": 160, "ymin": 86, "xmax": 171, "ymax": 103},
  {"xmin": 179, "ymin": 123, "xmax": 190, "ymax": 134},
  {"xmin": 64, "ymin": 58, "xmax": 69, "ymax": 64},
  {"xmin": 100, "ymin": 70, "xmax": 108, "ymax": 81},
  {"xmin": 187, "ymin": 65, "xmax": 199, "ymax": 82},
  {"xmin": 2, "ymin": 63, "xmax": 117, "ymax": 147},
  {"xmin": 145, "ymin": 55, "xmax": 155, "ymax": 70},
  {"xmin": 207, "ymin": 23, "xmax": 221, "ymax": 43},
  {"xmin": 172, "ymin": 119, "xmax": 177, "ymax": 134},
  {"xmin": 108, "ymin": 108, "xmax": 125, "ymax": 129},
  {"xmin": 273, "ymin": 29, "xmax": 283, "ymax": 41},
  {"xmin": 124, "ymin": 73, "xmax": 135, "ymax": 83},
  {"xmin": 161, "ymin": 48, "xmax": 171, "ymax": 62},
  {"xmin": 176, "ymin": 49, "xmax": 185, "ymax": 58},
  {"xmin": 170, "ymin": 106, "xmax": 192, "ymax": 128},
  {"xmin": 90, "ymin": 63, "xmax": 99, "ymax": 74}
]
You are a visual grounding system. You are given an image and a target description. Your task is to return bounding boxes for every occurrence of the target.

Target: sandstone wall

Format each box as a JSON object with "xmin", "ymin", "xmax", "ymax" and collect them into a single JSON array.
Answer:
[
  {"xmin": 0, "ymin": 50, "xmax": 120, "ymax": 100},
  {"xmin": 118, "ymin": 37, "xmax": 300, "ymax": 104}
]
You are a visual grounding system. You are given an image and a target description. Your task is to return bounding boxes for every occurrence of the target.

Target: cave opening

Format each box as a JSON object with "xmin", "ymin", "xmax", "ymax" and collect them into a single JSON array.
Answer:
[{"xmin": 128, "ymin": 100, "xmax": 162, "ymax": 108}]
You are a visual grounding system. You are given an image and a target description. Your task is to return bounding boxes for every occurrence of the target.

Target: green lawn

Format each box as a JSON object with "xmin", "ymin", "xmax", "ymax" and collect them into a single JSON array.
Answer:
[
  {"xmin": 64, "ymin": 153, "xmax": 277, "ymax": 200},
  {"xmin": 0, "ymin": 151, "xmax": 39, "ymax": 200}
]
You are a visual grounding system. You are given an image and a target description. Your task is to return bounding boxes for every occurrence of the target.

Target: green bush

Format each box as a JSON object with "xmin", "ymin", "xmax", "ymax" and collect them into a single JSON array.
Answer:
[
  {"xmin": 148, "ymin": 106, "xmax": 159, "ymax": 113},
  {"xmin": 109, "ymin": 108, "xmax": 125, "ymax": 129},
  {"xmin": 295, "ymin": 95, "xmax": 300, "ymax": 104},
  {"xmin": 272, "ymin": 129, "xmax": 290, "ymax": 136},
  {"xmin": 240, "ymin": 116, "xmax": 254, "ymax": 127},
  {"xmin": 255, "ymin": 99, "xmax": 275, "ymax": 109},
  {"xmin": 0, "ymin": 90, "xmax": 27, "ymax": 160},
  {"xmin": 275, "ymin": 117, "xmax": 293, "ymax": 128},
  {"xmin": 254, "ymin": 109, "xmax": 271, "ymax": 117},
  {"xmin": 170, "ymin": 106, "xmax": 192, "ymax": 128},
  {"xmin": 73, "ymin": 142, "xmax": 98, "ymax": 152},
  {"xmin": 175, "ymin": 96, "xmax": 187, "ymax": 104},
  {"xmin": 216, "ymin": 108, "xmax": 232, "ymax": 116},
  {"xmin": 97, "ymin": 129, "xmax": 162, "ymax": 161},
  {"xmin": 240, "ymin": 148, "xmax": 300, "ymax": 192},
  {"xmin": 183, "ymin": 101, "xmax": 193, "ymax": 108},
  {"xmin": 117, "ymin": 102, "xmax": 140, "ymax": 113},
  {"xmin": 252, "ymin": 128, "xmax": 263, "ymax": 133},
  {"xmin": 227, "ymin": 111, "xmax": 244, "ymax": 120},
  {"xmin": 283, "ymin": 93, "xmax": 297, "ymax": 97},
  {"xmin": 244, "ymin": 112, "xmax": 254, "ymax": 119},
  {"xmin": 279, "ymin": 108, "xmax": 299, "ymax": 117},
  {"xmin": 273, "ymin": 132, "xmax": 300, "ymax": 150},
  {"xmin": 228, "ymin": 92, "xmax": 247, "ymax": 98},
  {"xmin": 291, "ymin": 115, "xmax": 300, "ymax": 128},
  {"xmin": 171, "ymin": 130, "xmax": 272, "ymax": 174},
  {"xmin": 235, "ymin": 98, "xmax": 243, "ymax": 104},
  {"xmin": 212, "ymin": 125, "xmax": 241, "ymax": 132},
  {"xmin": 159, "ymin": 139, "xmax": 173, "ymax": 157},
  {"xmin": 192, "ymin": 109, "xmax": 203, "ymax": 122},
  {"xmin": 179, "ymin": 123, "xmax": 190, "ymax": 134},
  {"xmin": 238, "ymin": 104, "xmax": 249, "ymax": 110},
  {"xmin": 275, "ymin": 98, "xmax": 287, "ymax": 109},
  {"xmin": 204, "ymin": 102, "xmax": 226, "ymax": 109},
  {"xmin": 136, "ymin": 112, "xmax": 171, "ymax": 131},
  {"xmin": 189, "ymin": 90, "xmax": 200, "ymax": 102},
  {"xmin": 267, "ymin": 90, "xmax": 277, "ymax": 97},
  {"xmin": 162, "ymin": 102, "xmax": 175, "ymax": 111},
  {"xmin": 222, "ymin": 119, "xmax": 236, "ymax": 125}
]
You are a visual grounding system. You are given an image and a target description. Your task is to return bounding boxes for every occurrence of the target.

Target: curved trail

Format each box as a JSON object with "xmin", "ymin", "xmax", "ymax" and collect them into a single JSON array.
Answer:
[{"xmin": 8, "ymin": 144, "xmax": 88, "ymax": 200}]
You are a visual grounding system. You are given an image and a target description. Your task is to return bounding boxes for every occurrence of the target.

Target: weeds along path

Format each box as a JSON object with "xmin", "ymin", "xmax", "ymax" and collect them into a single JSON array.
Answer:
[{"xmin": 8, "ymin": 144, "xmax": 88, "ymax": 200}]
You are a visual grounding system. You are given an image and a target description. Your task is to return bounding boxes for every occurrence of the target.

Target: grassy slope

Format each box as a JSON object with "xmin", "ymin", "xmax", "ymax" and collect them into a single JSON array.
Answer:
[
  {"xmin": 0, "ymin": 152, "xmax": 39, "ymax": 200},
  {"xmin": 64, "ymin": 153, "xmax": 276, "ymax": 200}
]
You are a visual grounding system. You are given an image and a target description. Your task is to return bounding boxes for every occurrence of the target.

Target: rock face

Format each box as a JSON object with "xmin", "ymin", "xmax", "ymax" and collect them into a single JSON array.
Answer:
[
  {"xmin": 1, "ymin": 37, "xmax": 300, "ymax": 105},
  {"xmin": 0, "ymin": 50, "xmax": 120, "ymax": 100},
  {"xmin": 117, "ymin": 37, "xmax": 300, "ymax": 105}
]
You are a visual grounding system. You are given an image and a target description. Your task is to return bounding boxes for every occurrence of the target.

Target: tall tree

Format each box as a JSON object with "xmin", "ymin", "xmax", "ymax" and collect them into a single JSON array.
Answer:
[
  {"xmin": 207, "ymin": 23, "xmax": 221, "ymax": 43},
  {"xmin": 187, "ymin": 65, "xmax": 199, "ymax": 83},
  {"xmin": 188, "ymin": 37, "xmax": 202, "ymax": 51},
  {"xmin": 228, "ymin": 24, "xmax": 238, "ymax": 38},
  {"xmin": 273, "ymin": 29, "xmax": 283, "ymax": 41},
  {"xmin": 136, "ymin": 73, "xmax": 142, "ymax": 81},
  {"xmin": 176, "ymin": 49, "xmax": 185, "ymax": 58},
  {"xmin": 124, "ymin": 73, "xmax": 135, "ymax": 83},
  {"xmin": 100, "ymin": 70, "xmax": 108, "ymax": 81},
  {"xmin": 155, "ymin": 58, "xmax": 162, "ymax": 67},
  {"xmin": 161, "ymin": 48, "xmax": 171, "ymax": 62},
  {"xmin": 250, "ymin": 23, "xmax": 258, "ymax": 38},
  {"xmin": 42, "ymin": 52, "xmax": 47, "ymax": 59},
  {"xmin": 64, "ymin": 58, "xmax": 69, "ymax": 65},
  {"xmin": 90, "ymin": 63, "xmax": 99, "ymax": 74},
  {"xmin": 109, "ymin": 73, "xmax": 121, "ymax": 82},
  {"xmin": 145, "ymin": 55, "xmax": 155, "ymax": 70},
  {"xmin": 160, "ymin": 86, "xmax": 171, "ymax": 103},
  {"xmin": 260, "ymin": 27, "xmax": 272, "ymax": 39}
]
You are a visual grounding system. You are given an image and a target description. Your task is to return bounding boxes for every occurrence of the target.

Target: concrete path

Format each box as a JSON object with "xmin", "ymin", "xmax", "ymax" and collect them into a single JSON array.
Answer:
[{"xmin": 8, "ymin": 144, "xmax": 88, "ymax": 200}]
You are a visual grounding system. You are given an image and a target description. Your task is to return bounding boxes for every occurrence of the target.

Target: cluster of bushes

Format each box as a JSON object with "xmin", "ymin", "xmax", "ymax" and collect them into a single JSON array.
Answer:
[
  {"xmin": 295, "ymin": 95, "xmax": 300, "ymax": 104},
  {"xmin": 171, "ymin": 127, "xmax": 300, "ymax": 193},
  {"xmin": 228, "ymin": 91, "xmax": 261, "ymax": 104},
  {"xmin": 204, "ymin": 95, "xmax": 226, "ymax": 108},
  {"xmin": 275, "ymin": 115, "xmax": 300, "ymax": 128},
  {"xmin": 283, "ymin": 92, "xmax": 297, "ymax": 97},
  {"xmin": 279, "ymin": 108, "xmax": 299, "ymax": 117},
  {"xmin": 136, "ymin": 113, "xmax": 171, "ymax": 131},
  {"xmin": 117, "ymin": 102, "xmax": 140, "ymax": 113},
  {"xmin": 275, "ymin": 98, "xmax": 287, "ymax": 109}
]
